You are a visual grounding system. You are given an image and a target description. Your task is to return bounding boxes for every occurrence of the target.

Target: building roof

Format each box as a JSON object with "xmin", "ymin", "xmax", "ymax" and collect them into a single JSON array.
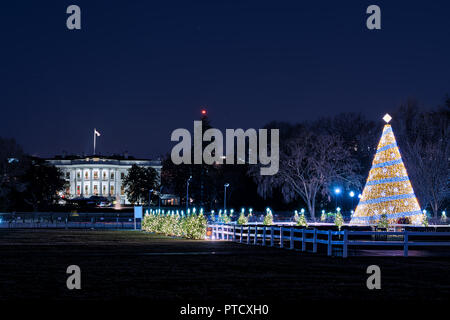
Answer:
[{"xmin": 46, "ymin": 154, "xmax": 161, "ymax": 167}]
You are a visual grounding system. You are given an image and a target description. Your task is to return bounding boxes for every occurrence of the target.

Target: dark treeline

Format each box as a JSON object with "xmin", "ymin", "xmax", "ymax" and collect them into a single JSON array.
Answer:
[{"xmin": 0, "ymin": 138, "xmax": 66, "ymax": 212}]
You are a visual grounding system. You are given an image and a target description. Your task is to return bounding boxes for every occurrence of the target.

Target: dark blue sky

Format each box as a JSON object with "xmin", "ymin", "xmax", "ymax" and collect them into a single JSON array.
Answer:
[{"xmin": 1, "ymin": 0, "xmax": 449, "ymax": 159}]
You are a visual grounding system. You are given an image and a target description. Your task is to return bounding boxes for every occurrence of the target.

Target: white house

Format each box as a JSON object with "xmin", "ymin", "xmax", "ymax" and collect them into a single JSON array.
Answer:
[{"xmin": 47, "ymin": 155, "xmax": 161, "ymax": 204}]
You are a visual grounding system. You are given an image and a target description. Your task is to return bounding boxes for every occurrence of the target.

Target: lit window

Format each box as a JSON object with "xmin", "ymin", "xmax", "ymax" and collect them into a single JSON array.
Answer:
[
  {"xmin": 120, "ymin": 185, "xmax": 125, "ymax": 195},
  {"xmin": 110, "ymin": 185, "xmax": 114, "ymax": 195}
]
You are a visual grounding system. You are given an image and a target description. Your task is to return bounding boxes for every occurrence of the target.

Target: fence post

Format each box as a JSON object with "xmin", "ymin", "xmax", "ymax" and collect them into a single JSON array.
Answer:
[
  {"xmin": 247, "ymin": 226, "xmax": 251, "ymax": 244},
  {"xmin": 262, "ymin": 226, "xmax": 266, "ymax": 246},
  {"xmin": 343, "ymin": 229, "xmax": 348, "ymax": 258},
  {"xmin": 327, "ymin": 230, "xmax": 332, "ymax": 256},
  {"xmin": 313, "ymin": 229, "xmax": 317, "ymax": 253},
  {"xmin": 239, "ymin": 226, "xmax": 243, "ymax": 243},
  {"xmin": 233, "ymin": 225, "xmax": 236, "ymax": 241},
  {"xmin": 290, "ymin": 227, "xmax": 294, "ymax": 250},
  {"xmin": 280, "ymin": 226, "xmax": 284, "ymax": 248},
  {"xmin": 270, "ymin": 226, "xmax": 274, "ymax": 247},
  {"xmin": 403, "ymin": 229, "xmax": 408, "ymax": 257},
  {"xmin": 301, "ymin": 229, "xmax": 306, "ymax": 251}
]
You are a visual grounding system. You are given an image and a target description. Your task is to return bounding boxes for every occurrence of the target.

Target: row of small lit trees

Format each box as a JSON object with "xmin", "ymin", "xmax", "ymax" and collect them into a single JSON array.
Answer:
[{"xmin": 142, "ymin": 207, "xmax": 447, "ymax": 239}]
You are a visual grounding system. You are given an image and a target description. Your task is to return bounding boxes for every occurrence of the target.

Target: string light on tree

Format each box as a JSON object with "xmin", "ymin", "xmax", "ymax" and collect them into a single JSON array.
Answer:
[{"xmin": 351, "ymin": 114, "xmax": 422, "ymax": 225}]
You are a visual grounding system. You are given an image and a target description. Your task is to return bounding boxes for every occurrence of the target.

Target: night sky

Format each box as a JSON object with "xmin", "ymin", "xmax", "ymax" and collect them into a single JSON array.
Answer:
[{"xmin": 1, "ymin": 0, "xmax": 449, "ymax": 159}]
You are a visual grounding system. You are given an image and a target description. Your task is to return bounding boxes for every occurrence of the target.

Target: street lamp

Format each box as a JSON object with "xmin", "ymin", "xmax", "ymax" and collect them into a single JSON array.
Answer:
[
  {"xmin": 349, "ymin": 191, "xmax": 355, "ymax": 211},
  {"xmin": 224, "ymin": 183, "xmax": 230, "ymax": 211},
  {"xmin": 334, "ymin": 187, "xmax": 341, "ymax": 208},
  {"xmin": 149, "ymin": 189, "xmax": 154, "ymax": 207},
  {"xmin": 186, "ymin": 176, "xmax": 192, "ymax": 212},
  {"xmin": 158, "ymin": 185, "xmax": 162, "ymax": 211}
]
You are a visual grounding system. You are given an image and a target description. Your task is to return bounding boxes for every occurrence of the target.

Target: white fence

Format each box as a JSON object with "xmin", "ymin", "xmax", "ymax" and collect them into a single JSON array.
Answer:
[{"xmin": 209, "ymin": 224, "xmax": 450, "ymax": 258}]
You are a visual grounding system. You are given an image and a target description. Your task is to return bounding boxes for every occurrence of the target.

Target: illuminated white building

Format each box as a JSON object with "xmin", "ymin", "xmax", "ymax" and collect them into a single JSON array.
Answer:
[{"xmin": 47, "ymin": 155, "xmax": 161, "ymax": 204}]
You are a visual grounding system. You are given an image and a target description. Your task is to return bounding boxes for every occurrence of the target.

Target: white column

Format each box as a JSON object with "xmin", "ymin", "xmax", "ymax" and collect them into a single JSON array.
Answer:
[
  {"xmin": 90, "ymin": 168, "xmax": 93, "ymax": 196},
  {"xmin": 80, "ymin": 168, "xmax": 84, "ymax": 197}
]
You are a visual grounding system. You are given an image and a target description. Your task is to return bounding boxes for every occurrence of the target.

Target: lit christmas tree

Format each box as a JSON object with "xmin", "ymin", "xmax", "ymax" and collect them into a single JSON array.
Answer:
[{"xmin": 350, "ymin": 114, "xmax": 422, "ymax": 225}]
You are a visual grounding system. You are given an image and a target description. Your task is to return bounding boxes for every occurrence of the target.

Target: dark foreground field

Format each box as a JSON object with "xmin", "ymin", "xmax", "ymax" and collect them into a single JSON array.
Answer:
[{"xmin": 0, "ymin": 229, "xmax": 449, "ymax": 305}]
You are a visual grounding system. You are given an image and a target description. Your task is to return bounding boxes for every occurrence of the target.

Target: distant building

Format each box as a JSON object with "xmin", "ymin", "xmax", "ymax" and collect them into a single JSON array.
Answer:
[{"xmin": 47, "ymin": 155, "xmax": 162, "ymax": 204}]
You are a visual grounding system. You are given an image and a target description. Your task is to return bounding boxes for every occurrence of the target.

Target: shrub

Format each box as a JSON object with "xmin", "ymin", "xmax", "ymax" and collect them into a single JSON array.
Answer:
[{"xmin": 142, "ymin": 211, "xmax": 207, "ymax": 240}]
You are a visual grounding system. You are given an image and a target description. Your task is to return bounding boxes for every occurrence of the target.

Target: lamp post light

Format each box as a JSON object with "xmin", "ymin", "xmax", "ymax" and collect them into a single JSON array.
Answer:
[
  {"xmin": 158, "ymin": 186, "xmax": 162, "ymax": 211},
  {"xmin": 186, "ymin": 176, "xmax": 192, "ymax": 212},
  {"xmin": 149, "ymin": 189, "xmax": 153, "ymax": 207},
  {"xmin": 224, "ymin": 183, "xmax": 230, "ymax": 212},
  {"xmin": 334, "ymin": 187, "xmax": 341, "ymax": 208},
  {"xmin": 349, "ymin": 191, "xmax": 355, "ymax": 212}
]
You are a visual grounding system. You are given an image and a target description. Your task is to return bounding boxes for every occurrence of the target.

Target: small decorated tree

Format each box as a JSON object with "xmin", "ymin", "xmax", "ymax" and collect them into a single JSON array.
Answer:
[
  {"xmin": 422, "ymin": 213, "xmax": 429, "ymax": 227},
  {"xmin": 293, "ymin": 211, "xmax": 299, "ymax": 222},
  {"xmin": 377, "ymin": 214, "xmax": 390, "ymax": 229},
  {"xmin": 297, "ymin": 213, "xmax": 308, "ymax": 227},
  {"xmin": 263, "ymin": 212, "xmax": 273, "ymax": 225},
  {"xmin": 320, "ymin": 212, "xmax": 327, "ymax": 222},
  {"xmin": 222, "ymin": 213, "xmax": 231, "ymax": 224},
  {"xmin": 441, "ymin": 212, "xmax": 447, "ymax": 223},
  {"xmin": 334, "ymin": 212, "xmax": 344, "ymax": 231},
  {"xmin": 237, "ymin": 212, "xmax": 248, "ymax": 225}
]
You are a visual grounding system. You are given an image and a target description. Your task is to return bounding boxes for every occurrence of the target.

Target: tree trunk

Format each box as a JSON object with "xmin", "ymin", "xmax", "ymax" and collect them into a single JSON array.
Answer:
[{"xmin": 307, "ymin": 200, "xmax": 315, "ymax": 221}]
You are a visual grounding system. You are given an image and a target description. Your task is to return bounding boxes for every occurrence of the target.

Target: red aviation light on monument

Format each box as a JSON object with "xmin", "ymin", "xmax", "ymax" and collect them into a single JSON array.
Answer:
[{"xmin": 201, "ymin": 109, "xmax": 207, "ymax": 116}]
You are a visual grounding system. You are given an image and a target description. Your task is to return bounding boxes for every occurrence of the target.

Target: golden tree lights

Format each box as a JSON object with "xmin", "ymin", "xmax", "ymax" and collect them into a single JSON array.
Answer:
[{"xmin": 350, "ymin": 114, "xmax": 422, "ymax": 225}]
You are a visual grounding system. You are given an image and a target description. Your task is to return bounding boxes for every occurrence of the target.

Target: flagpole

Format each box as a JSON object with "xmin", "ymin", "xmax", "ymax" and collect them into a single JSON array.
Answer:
[{"xmin": 94, "ymin": 129, "xmax": 96, "ymax": 155}]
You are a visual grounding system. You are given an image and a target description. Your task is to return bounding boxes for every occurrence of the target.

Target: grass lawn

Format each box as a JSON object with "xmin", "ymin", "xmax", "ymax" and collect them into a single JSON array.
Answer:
[{"xmin": 0, "ymin": 229, "xmax": 449, "ymax": 303}]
